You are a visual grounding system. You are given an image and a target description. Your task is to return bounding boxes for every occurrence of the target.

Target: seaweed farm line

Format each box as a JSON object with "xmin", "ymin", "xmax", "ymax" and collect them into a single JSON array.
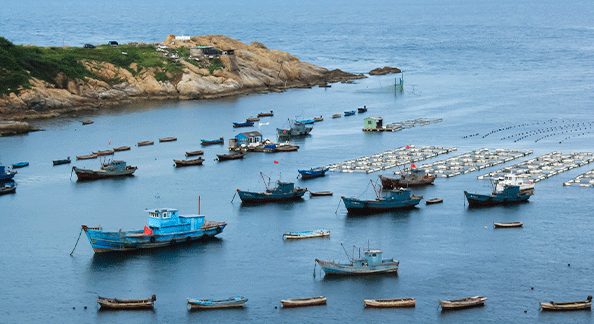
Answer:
[
  {"xmin": 325, "ymin": 145, "xmax": 456, "ymax": 174},
  {"xmin": 406, "ymin": 148, "xmax": 532, "ymax": 178},
  {"xmin": 475, "ymin": 151, "xmax": 594, "ymax": 184},
  {"xmin": 564, "ymin": 169, "xmax": 594, "ymax": 187}
]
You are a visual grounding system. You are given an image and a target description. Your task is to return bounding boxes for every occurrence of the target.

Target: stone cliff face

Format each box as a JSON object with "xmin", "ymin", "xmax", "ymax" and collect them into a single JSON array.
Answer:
[{"xmin": 0, "ymin": 34, "xmax": 365, "ymax": 121}]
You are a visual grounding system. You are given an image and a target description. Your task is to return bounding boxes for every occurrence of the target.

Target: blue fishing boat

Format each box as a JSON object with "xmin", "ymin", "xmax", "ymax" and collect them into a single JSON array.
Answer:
[
  {"xmin": 236, "ymin": 172, "xmax": 307, "ymax": 203},
  {"xmin": 11, "ymin": 162, "xmax": 29, "ymax": 168},
  {"xmin": 201, "ymin": 137, "xmax": 224, "ymax": 146},
  {"xmin": 315, "ymin": 245, "xmax": 399, "ymax": 275},
  {"xmin": 295, "ymin": 119, "xmax": 315, "ymax": 124},
  {"xmin": 341, "ymin": 181, "xmax": 423, "ymax": 214},
  {"xmin": 344, "ymin": 110, "xmax": 356, "ymax": 116},
  {"xmin": 464, "ymin": 173, "xmax": 534, "ymax": 206},
  {"xmin": 187, "ymin": 296, "xmax": 248, "ymax": 309},
  {"xmin": 53, "ymin": 157, "xmax": 71, "ymax": 165},
  {"xmin": 233, "ymin": 122, "xmax": 254, "ymax": 128},
  {"xmin": 81, "ymin": 207, "xmax": 227, "ymax": 253},
  {"xmin": 0, "ymin": 165, "xmax": 17, "ymax": 182},
  {"xmin": 72, "ymin": 160, "xmax": 137, "ymax": 180},
  {"xmin": 298, "ymin": 167, "xmax": 330, "ymax": 180}
]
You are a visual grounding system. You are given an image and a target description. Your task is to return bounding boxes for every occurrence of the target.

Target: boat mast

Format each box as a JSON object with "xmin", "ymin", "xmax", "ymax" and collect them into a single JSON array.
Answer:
[
  {"xmin": 341, "ymin": 243, "xmax": 353, "ymax": 263},
  {"xmin": 260, "ymin": 172, "xmax": 270, "ymax": 190},
  {"xmin": 370, "ymin": 179, "xmax": 381, "ymax": 199}
]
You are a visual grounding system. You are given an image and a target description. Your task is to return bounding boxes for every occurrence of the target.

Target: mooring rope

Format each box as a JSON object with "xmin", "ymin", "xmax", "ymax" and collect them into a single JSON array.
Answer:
[{"xmin": 70, "ymin": 227, "xmax": 83, "ymax": 256}]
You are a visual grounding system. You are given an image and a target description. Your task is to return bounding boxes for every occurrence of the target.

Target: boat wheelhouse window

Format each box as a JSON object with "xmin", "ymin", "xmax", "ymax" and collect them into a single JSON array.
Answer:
[
  {"xmin": 150, "ymin": 212, "xmax": 159, "ymax": 218},
  {"xmin": 163, "ymin": 212, "xmax": 171, "ymax": 219},
  {"xmin": 371, "ymin": 253, "xmax": 376, "ymax": 257}
]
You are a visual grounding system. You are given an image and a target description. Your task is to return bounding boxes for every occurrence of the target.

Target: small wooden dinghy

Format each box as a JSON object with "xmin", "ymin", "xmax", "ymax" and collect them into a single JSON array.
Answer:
[
  {"xmin": 187, "ymin": 296, "xmax": 248, "ymax": 309},
  {"xmin": 216, "ymin": 152, "xmax": 245, "ymax": 161},
  {"xmin": 77, "ymin": 153, "xmax": 98, "ymax": 160},
  {"xmin": 138, "ymin": 140, "xmax": 154, "ymax": 146},
  {"xmin": 439, "ymin": 296, "xmax": 487, "ymax": 310},
  {"xmin": 314, "ymin": 116, "xmax": 323, "ymax": 122},
  {"xmin": 174, "ymin": 158, "xmax": 204, "ymax": 167},
  {"xmin": 159, "ymin": 137, "xmax": 177, "ymax": 142},
  {"xmin": 540, "ymin": 296, "xmax": 592, "ymax": 311},
  {"xmin": 0, "ymin": 183, "xmax": 16, "ymax": 195},
  {"xmin": 186, "ymin": 150, "xmax": 204, "ymax": 157},
  {"xmin": 426, "ymin": 198, "xmax": 443, "ymax": 205},
  {"xmin": 493, "ymin": 222, "xmax": 523, "ymax": 228},
  {"xmin": 82, "ymin": 120, "xmax": 94, "ymax": 125},
  {"xmin": 310, "ymin": 191, "xmax": 333, "ymax": 197},
  {"xmin": 332, "ymin": 114, "xmax": 341, "ymax": 118},
  {"xmin": 258, "ymin": 110, "xmax": 274, "ymax": 117},
  {"xmin": 280, "ymin": 296, "xmax": 327, "ymax": 308},
  {"xmin": 93, "ymin": 150, "xmax": 114, "ymax": 156},
  {"xmin": 96, "ymin": 295, "xmax": 156, "ymax": 310},
  {"xmin": 363, "ymin": 298, "xmax": 416, "ymax": 308},
  {"xmin": 246, "ymin": 117, "xmax": 260, "ymax": 122},
  {"xmin": 113, "ymin": 146, "xmax": 131, "ymax": 152},
  {"xmin": 283, "ymin": 229, "xmax": 330, "ymax": 239}
]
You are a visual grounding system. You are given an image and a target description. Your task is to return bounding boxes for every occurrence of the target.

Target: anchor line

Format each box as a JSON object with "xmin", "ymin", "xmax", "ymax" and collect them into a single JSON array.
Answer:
[{"xmin": 70, "ymin": 227, "xmax": 83, "ymax": 256}]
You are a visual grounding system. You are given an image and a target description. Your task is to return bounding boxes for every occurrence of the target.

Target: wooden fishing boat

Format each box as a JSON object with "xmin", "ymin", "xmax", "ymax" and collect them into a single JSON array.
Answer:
[
  {"xmin": 216, "ymin": 152, "xmax": 245, "ymax": 161},
  {"xmin": 540, "ymin": 296, "xmax": 592, "ymax": 311},
  {"xmin": 233, "ymin": 122, "xmax": 254, "ymax": 128},
  {"xmin": 0, "ymin": 183, "xmax": 16, "ymax": 195},
  {"xmin": 280, "ymin": 296, "xmax": 327, "ymax": 308},
  {"xmin": 363, "ymin": 298, "xmax": 415, "ymax": 308},
  {"xmin": 237, "ymin": 174, "xmax": 307, "ymax": 203},
  {"xmin": 275, "ymin": 145, "xmax": 299, "ymax": 152},
  {"xmin": 113, "ymin": 146, "xmax": 131, "ymax": 152},
  {"xmin": 379, "ymin": 169, "xmax": 437, "ymax": 189},
  {"xmin": 316, "ymin": 248, "xmax": 399, "ymax": 276},
  {"xmin": 186, "ymin": 150, "xmax": 204, "ymax": 157},
  {"xmin": 313, "ymin": 116, "xmax": 323, "ymax": 122},
  {"xmin": 298, "ymin": 167, "xmax": 329, "ymax": 179},
  {"xmin": 82, "ymin": 120, "xmax": 94, "ymax": 125},
  {"xmin": 76, "ymin": 153, "xmax": 98, "ymax": 160},
  {"xmin": 92, "ymin": 150, "xmax": 114, "ymax": 156},
  {"xmin": 138, "ymin": 140, "xmax": 154, "ymax": 146},
  {"xmin": 439, "ymin": 296, "xmax": 487, "ymax": 310},
  {"xmin": 258, "ymin": 110, "xmax": 274, "ymax": 117},
  {"xmin": 187, "ymin": 296, "xmax": 248, "ymax": 309},
  {"xmin": 493, "ymin": 222, "xmax": 523, "ymax": 228},
  {"xmin": 246, "ymin": 117, "xmax": 260, "ymax": 122},
  {"xmin": 283, "ymin": 229, "xmax": 330, "ymax": 239},
  {"xmin": 53, "ymin": 157, "xmax": 71, "ymax": 165},
  {"xmin": 310, "ymin": 191, "xmax": 333, "ymax": 197},
  {"xmin": 358, "ymin": 106, "xmax": 368, "ymax": 113},
  {"xmin": 11, "ymin": 162, "xmax": 29, "ymax": 168},
  {"xmin": 72, "ymin": 160, "xmax": 137, "ymax": 180},
  {"xmin": 344, "ymin": 110, "xmax": 356, "ymax": 116},
  {"xmin": 96, "ymin": 295, "xmax": 156, "ymax": 309},
  {"xmin": 82, "ymin": 207, "xmax": 226, "ymax": 253},
  {"xmin": 174, "ymin": 158, "xmax": 205, "ymax": 167},
  {"xmin": 201, "ymin": 137, "xmax": 224, "ymax": 146},
  {"xmin": 426, "ymin": 198, "xmax": 443, "ymax": 205},
  {"xmin": 159, "ymin": 137, "xmax": 177, "ymax": 142},
  {"xmin": 332, "ymin": 114, "xmax": 341, "ymax": 118}
]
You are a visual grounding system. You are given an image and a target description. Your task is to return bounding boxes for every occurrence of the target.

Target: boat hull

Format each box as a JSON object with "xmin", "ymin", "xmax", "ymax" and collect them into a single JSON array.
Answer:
[
  {"xmin": 53, "ymin": 159, "xmax": 71, "ymax": 165},
  {"xmin": 280, "ymin": 297, "xmax": 327, "ymax": 308},
  {"xmin": 216, "ymin": 153, "xmax": 245, "ymax": 161},
  {"xmin": 0, "ymin": 185, "xmax": 16, "ymax": 195},
  {"xmin": 298, "ymin": 168, "xmax": 329, "ymax": 179},
  {"xmin": 0, "ymin": 173, "xmax": 16, "ymax": 181},
  {"xmin": 540, "ymin": 301, "xmax": 592, "ymax": 311},
  {"xmin": 342, "ymin": 197, "xmax": 422, "ymax": 214},
  {"xmin": 379, "ymin": 174, "xmax": 436, "ymax": 189},
  {"xmin": 283, "ymin": 230, "xmax": 330, "ymax": 239},
  {"xmin": 315, "ymin": 259, "xmax": 399, "ymax": 275},
  {"xmin": 493, "ymin": 222, "xmax": 523, "ymax": 228},
  {"xmin": 97, "ymin": 296, "xmax": 155, "ymax": 310},
  {"xmin": 465, "ymin": 191, "xmax": 531, "ymax": 206},
  {"xmin": 174, "ymin": 158, "xmax": 204, "ymax": 167},
  {"xmin": 82, "ymin": 223, "xmax": 226, "ymax": 253},
  {"xmin": 363, "ymin": 298, "xmax": 415, "ymax": 308},
  {"xmin": 440, "ymin": 297, "xmax": 487, "ymax": 310},
  {"xmin": 237, "ymin": 189, "xmax": 307, "ymax": 203},
  {"xmin": 188, "ymin": 297, "xmax": 247, "ymax": 309},
  {"xmin": 74, "ymin": 168, "xmax": 137, "ymax": 180}
]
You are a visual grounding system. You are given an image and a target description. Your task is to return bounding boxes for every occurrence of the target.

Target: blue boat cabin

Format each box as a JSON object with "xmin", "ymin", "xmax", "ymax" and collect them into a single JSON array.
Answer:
[
  {"xmin": 364, "ymin": 250, "xmax": 384, "ymax": 266},
  {"xmin": 267, "ymin": 181, "xmax": 295, "ymax": 194},
  {"xmin": 147, "ymin": 208, "xmax": 205, "ymax": 233}
]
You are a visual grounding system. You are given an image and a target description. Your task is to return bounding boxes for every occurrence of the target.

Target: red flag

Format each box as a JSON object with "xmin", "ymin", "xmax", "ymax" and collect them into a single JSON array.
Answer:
[
  {"xmin": 108, "ymin": 141, "xmax": 111, "ymax": 145},
  {"xmin": 143, "ymin": 226, "xmax": 153, "ymax": 235},
  {"xmin": 405, "ymin": 145, "xmax": 410, "ymax": 149},
  {"xmin": 411, "ymin": 163, "xmax": 416, "ymax": 168},
  {"xmin": 274, "ymin": 160, "xmax": 279, "ymax": 164}
]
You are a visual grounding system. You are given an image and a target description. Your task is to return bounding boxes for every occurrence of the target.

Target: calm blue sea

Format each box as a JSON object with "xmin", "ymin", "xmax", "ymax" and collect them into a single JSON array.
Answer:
[{"xmin": 2, "ymin": 0, "xmax": 594, "ymax": 323}]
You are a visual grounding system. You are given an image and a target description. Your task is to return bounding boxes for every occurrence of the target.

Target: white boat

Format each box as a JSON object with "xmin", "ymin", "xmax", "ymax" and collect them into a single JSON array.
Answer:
[
  {"xmin": 283, "ymin": 229, "xmax": 330, "ymax": 239},
  {"xmin": 363, "ymin": 298, "xmax": 415, "ymax": 308}
]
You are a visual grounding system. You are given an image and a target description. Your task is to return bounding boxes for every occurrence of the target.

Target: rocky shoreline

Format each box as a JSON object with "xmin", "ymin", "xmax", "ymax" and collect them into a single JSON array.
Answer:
[{"xmin": 0, "ymin": 34, "xmax": 400, "ymax": 136}]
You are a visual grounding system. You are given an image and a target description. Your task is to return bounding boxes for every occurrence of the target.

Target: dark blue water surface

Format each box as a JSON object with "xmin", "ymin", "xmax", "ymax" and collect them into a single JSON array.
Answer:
[{"xmin": 2, "ymin": 1, "xmax": 594, "ymax": 323}]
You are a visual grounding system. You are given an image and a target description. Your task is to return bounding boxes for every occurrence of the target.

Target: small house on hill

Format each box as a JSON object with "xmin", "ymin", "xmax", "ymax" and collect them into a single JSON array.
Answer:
[{"xmin": 364, "ymin": 116, "xmax": 383, "ymax": 130}]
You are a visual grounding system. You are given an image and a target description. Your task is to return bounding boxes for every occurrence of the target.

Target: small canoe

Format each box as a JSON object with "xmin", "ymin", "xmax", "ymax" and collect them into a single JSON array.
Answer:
[
  {"xmin": 138, "ymin": 140, "xmax": 154, "ymax": 146},
  {"xmin": 11, "ymin": 162, "xmax": 29, "ymax": 168},
  {"xmin": 159, "ymin": 137, "xmax": 177, "ymax": 142},
  {"xmin": 332, "ymin": 114, "xmax": 341, "ymax": 118},
  {"xmin": 187, "ymin": 296, "xmax": 248, "ymax": 309},
  {"xmin": 186, "ymin": 150, "xmax": 204, "ymax": 157},
  {"xmin": 201, "ymin": 137, "xmax": 224, "ymax": 146},
  {"xmin": 0, "ymin": 183, "xmax": 16, "ymax": 195},
  {"xmin": 426, "ymin": 198, "xmax": 443, "ymax": 205},
  {"xmin": 439, "ymin": 296, "xmax": 487, "ymax": 310},
  {"xmin": 258, "ymin": 110, "xmax": 274, "ymax": 117},
  {"xmin": 216, "ymin": 152, "xmax": 245, "ymax": 161},
  {"xmin": 296, "ymin": 119, "xmax": 315, "ymax": 125},
  {"xmin": 53, "ymin": 157, "xmax": 71, "ymax": 165},
  {"xmin": 314, "ymin": 116, "xmax": 323, "ymax": 122},
  {"xmin": 281, "ymin": 296, "xmax": 327, "ymax": 308},
  {"xmin": 540, "ymin": 296, "xmax": 592, "ymax": 311},
  {"xmin": 493, "ymin": 222, "xmax": 523, "ymax": 228},
  {"xmin": 174, "ymin": 158, "xmax": 204, "ymax": 167},
  {"xmin": 77, "ymin": 154, "xmax": 98, "ymax": 160},
  {"xmin": 233, "ymin": 122, "xmax": 254, "ymax": 128},
  {"xmin": 283, "ymin": 229, "xmax": 330, "ymax": 239},
  {"xmin": 96, "ymin": 295, "xmax": 156, "ymax": 310},
  {"xmin": 363, "ymin": 298, "xmax": 416, "ymax": 308},
  {"xmin": 344, "ymin": 110, "xmax": 356, "ymax": 116},
  {"xmin": 310, "ymin": 191, "xmax": 333, "ymax": 197},
  {"xmin": 246, "ymin": 117, "xmax": 260, "ymax": 122},
  {"xmin": 82, "ymin": 120, "xmax": 94, "ymax": 125},
  {"xmin": 93, "ymin": 150, "xmax": 114, "ymax": 156},
  {"xmin": 113, "ymin": 146, "xmax": 131, "ymax": 152}
]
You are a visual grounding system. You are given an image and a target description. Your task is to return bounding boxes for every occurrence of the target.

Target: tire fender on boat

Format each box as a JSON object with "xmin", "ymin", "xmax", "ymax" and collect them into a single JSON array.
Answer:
[{"xmin": 150, "ymin": 236, "xmax": 155, "ymax": 243}]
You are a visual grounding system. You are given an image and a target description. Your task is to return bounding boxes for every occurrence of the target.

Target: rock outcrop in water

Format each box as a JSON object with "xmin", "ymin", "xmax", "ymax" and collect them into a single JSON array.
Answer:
[{"xmin": 0, "ymin": 34, "xmax": 366, "ymax": 123}]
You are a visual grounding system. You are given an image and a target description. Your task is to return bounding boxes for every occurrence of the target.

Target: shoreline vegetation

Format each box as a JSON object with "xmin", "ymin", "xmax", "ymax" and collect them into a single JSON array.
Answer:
[{"xmin": 0, "ymin": 34, "xmax": 400, "ymax": 136}]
